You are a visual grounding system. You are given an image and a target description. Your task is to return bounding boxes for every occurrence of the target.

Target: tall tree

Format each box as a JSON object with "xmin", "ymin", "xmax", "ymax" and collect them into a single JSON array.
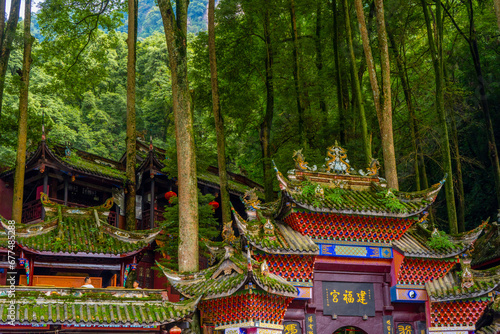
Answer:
[
  {"xmin": 354, "ymin": 0, "xmax": 398, "ymax": 189},
  {"xmin": 443, "ymin": 0, "xmax": 500, "ymax": 210},
  {"xmin": 12, "ymin": 0, "xmax": 33, "ymax": 224},
  {"xmin": 158, "ymin": 0, "xmax": 199, "ymax": 272},
  {"xmin": 261, "ymin": 1, "xmax": 275, "ymax": 203},
  {"xmin": 0, "ymin": 0, "xmax": 21, "ymax": 127},
  {"xmin": 208, "ymin": 0, "xmax": 231, "ymax": 225},
  {"xmin": 315, "ymin": 0, "xmax": 327, "ymax": 143},
  {"xmin": 332, "ymin": 0, "xmax": 346, "ymax": 145},
  {"xmin": 289, "ymin": 0, "xmax": 305, "ymax": 147},
  {"xmin": 494, "ymin": 0, "xmax": 500, "ymax": 33},
  {"xmin": 125, "ymin": 0, "xmax": 138, "ymax": 230},
  {"xmin": 420, "ymin": 0, "xmax": 458, "ymax": 234},
  {"xmin": 343, "ymin": 0, "xmax": 371, "ymax": 165}
]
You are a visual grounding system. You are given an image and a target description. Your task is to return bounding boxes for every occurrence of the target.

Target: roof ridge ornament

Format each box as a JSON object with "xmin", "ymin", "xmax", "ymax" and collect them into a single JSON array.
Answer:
[{"xmin": 326, "ymin": 142, "xmax": 350, "ymax": 174}]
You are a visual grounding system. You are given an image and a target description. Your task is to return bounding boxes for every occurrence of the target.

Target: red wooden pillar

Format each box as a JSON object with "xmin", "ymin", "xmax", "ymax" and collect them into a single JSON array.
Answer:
[{"xmin": 120, "ymin": 261, "xmax": 125, "ymax": 287}]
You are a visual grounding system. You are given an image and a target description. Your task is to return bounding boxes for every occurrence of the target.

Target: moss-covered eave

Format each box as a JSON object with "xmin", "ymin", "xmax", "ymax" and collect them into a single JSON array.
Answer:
[{"xmin": 17, "ymin": 243, "xmax": 147, "ymax": 258}]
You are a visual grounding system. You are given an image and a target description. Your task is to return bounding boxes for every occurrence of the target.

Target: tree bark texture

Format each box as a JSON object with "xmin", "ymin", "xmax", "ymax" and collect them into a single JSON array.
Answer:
[
  {"xmin": 450, "ymin": 111, "xmax": 465, "ymax": 232},
  {"xmin": 208, "ymin": 0, "xmax": 231, "ymax": 225},
  {"xmin": 12, "ymin": 0, "xmax": 33, "ymax": 224},
  {"xmin": 158, "ymin": 0, "xmax": 199, "ymax": 272},
  {"xmin": 315, "ymin": 0, "xmax": 327, "ymax": 127},
  {"xmin": 343, "ymin": 0, "xmax": 371, "ymax": 165},
  {"xmin": 494, "ymin": 0, "xmax": 500, "ymax": 34},
  {"xmin": 387, "ymin": 27, "xmax": 422, "ymax": 191},
  {"xmin": 0, "ymin": 0, "xmax": 21, "ymax": 127},
  {"xmin": 421, "ymin": 0, "xmax": 458, "ymax": 234},
  {"xmin": 261, "ymin": 3, "xmax": 275, "ymax": 203},
  {"xmin": 289, "ymin": 0, "xmax": 305, "ymax": 148},
  {"xmin": 125, "ymin": 0, "xmax": 138, "ymax": 231},
  {"xmin": 332, "ymin": 0, "xmax": 346, "ymax": 145}
]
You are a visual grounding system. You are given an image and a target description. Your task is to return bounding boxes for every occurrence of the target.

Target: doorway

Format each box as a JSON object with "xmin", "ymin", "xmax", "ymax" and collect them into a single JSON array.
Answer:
[{"xmin": 333, "ymin": 327, "xmax": 367, "ymax": 334}]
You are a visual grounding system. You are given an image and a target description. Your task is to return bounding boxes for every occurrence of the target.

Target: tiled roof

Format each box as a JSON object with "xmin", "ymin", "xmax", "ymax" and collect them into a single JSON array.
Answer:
[
  {"xmin": 0, "ymin": 287, "xmax": 199, "ymax": 326},
  {"xmin": 233, "ymin": 209, "xmax": 318, "ymax": 255},
  {"xmin": 393, "ymin": 223, "xmax": 486, "ymax": 259},
  {"xmin": 472, "ymin": 222, "xmax": 500, "ymax": 268},
  {"xmin": 1, "ymin": 196, "xmax": 159, "ymax": 256},
  {"xmin": 476, "ymin": 318, "xmax": 500, "ymax": 334},
  {"xmin": 280, "ymin": 180, "xmax": 443, "ymax": 218},
  {"xmin": 425, "ymin": 264, "xmax": 500, "ymax": 302},
  {"xmin": 158, "ymin": 245, "xmax": 297, "ymax": 300}
]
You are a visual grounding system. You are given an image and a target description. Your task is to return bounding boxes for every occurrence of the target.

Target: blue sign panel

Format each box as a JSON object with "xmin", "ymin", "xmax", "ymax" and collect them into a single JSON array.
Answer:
[{"xmin": 319, "ymin": 244, "xmax": 393, "ymax": 259}]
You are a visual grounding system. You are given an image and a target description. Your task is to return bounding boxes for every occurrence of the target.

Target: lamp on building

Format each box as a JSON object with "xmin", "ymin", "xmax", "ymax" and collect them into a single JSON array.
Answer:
[
  {"xmin": 165, "ymin": 191, "xmax": 177, "ymax": 203},
  {"xmin": 209, "ymin": 201, "xmax": 219, "ymax": 211},
  {"xmin": 169, "ymin": 326, "xmax": 182, "ymax": 334}
]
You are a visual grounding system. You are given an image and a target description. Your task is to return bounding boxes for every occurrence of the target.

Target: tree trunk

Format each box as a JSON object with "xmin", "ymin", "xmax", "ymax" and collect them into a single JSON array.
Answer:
[
  {"xmin": 261, "ymin": 3, "xmax": 275, "ymax": 203},
  {"xmin": 315, "ymin": 0, "xmax": 327, "ymax": 143},
  {"xmin": 12, "ymin": 0, "xmax": 33, "ymax": 224},
  {"xmin": 493, "ymin": 0, "xmax": 500, "ymax": 34},
  {"xmin": 158, "ymin": 0, "xmax": 199, "ymax": 272},
  {"xmin": 125, "ymin": 0, "xmax": 138, "ymax": 231},
  {"xmin": 387, "ymin": 27, "xmax": 422, "ymax": 191},
  {"xmin": 374, "ymin": 0, "xmax": 398, "ymax": 189},
  {"xmin": 289, "ymin": 0, "xmax": 305, "ymax": 148},
  {"xmin": 0, "ymin": 0, "xmax": 21, "ymax": 127},
  {"xmin": 450, "ymin": 110, "xmax": 465, "ymax": 232},
  {"xmin": 332, "ymin": 0, "xmax": 347, "ymax": 145},
  {"xmin": 421, "ymin": 0, "xmax": 458, "ymax": 234},
  {"xmin": 343, "ymin": 0, "xmax": 371, "ymax": 165},
  {"xmin": 208, "ymin": 0, "xmax": 231, "ymax": 225}
]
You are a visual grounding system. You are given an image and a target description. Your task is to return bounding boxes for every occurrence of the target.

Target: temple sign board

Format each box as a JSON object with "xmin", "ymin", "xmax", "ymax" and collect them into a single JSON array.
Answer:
[
  {"xmin": 322, "ymin": 282, "xmax": 375, "ymax": 317},
  {"xmin": 283, "ymin": 321, "xmax": 301, "ymax": 334}
]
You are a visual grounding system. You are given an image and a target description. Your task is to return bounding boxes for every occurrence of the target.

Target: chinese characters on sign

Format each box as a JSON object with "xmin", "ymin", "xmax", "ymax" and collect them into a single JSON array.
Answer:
[
  {"xmin": 322, "ymin": 282, "xmax": 375, "ymax": 317},
  {"xmin": 305, "ymin": 314, "xmax": 317, "ymax": 334},
  {"xmin": 397, "ymin": 323, "xmax": 414, "ymax": 334},
  {"xmin": 283, "ymin": 321, "xmax": 301, "ymax": 334},
  {"xmin": 383, "ymin": 315, "xmax": 394, "ymax": 334}
]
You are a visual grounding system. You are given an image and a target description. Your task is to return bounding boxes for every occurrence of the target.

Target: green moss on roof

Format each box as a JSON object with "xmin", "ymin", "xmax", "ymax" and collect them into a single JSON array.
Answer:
[
  {"xmin": 198, "ymin": 172, "xmax": 263, "ymax": 197},
  {"xmin": 18, "ymin": 216, "xmax": 148, "ymax": 254},
  {"xmin": 61, "ymin": 153, "xmax": 126, "ymax": 181}
]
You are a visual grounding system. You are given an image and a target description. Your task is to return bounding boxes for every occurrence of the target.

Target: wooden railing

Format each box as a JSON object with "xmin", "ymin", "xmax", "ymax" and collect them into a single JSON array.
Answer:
[{"xmin": 22, "ymin": 198, "xmax": 118, "ymax": 226}]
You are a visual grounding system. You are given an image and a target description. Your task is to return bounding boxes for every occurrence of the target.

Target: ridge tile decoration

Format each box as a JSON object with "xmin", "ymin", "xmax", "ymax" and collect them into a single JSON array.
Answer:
[
  {"xmin": 0, "ymin": 194, "xmax": 160, "ymax": 255},
  {"xmin": 397, "ymin": 258, "xmax": 458, "ymax": 285},
  {"xmin": 283, "ymin": 212, "xmax": 414, "ymax": 244},
  {"xmin": 0, "ymin": 287, "xmax": 199, "ymax": 327},
  {"xmin": 274, "ymin": 143, "xmax": 445, "ymax": 218},
  {"xmin": 158, "ymin": 244, "xmax": 297, "ymax": 330}
]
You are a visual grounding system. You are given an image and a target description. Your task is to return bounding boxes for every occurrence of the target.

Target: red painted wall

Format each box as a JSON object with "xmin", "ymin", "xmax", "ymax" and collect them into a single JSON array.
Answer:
[{"xmin": 0, "ymin": 180, "xmax": 13, "ymax": 220}]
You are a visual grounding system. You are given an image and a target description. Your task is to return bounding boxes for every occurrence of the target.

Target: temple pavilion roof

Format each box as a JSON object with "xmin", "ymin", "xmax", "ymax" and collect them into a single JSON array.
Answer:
[
  {"xmin": 273, "ymin": 143, "xmax": 444, "ymax": 218},
  {"xmin": 158, "ymin": 245, "xmax": 297, "ymax": 300},
  {"xmin": 0, "ymin": 286, "xmax": 199, "ymax": 327},
  {"xmin": 476, "ymin": 318, "xmax": 500, "ymax": 334},
  {"xmin": 393, "ymin": 221, "xmax": 487, "ymax": 259},
  {"xmin": 472, "ymin": 221, "xmax": 500, "ymax": 268},
  {"xmin": 0, "ymin": 195, "xmax": 160, "ymax": 257},
  {"xmin": 232, "ymin": 209, "xmax": 318, "ymax": 255},
  {"xmin": 425, "ymin": 260, "xmax": 500, "ymax": 302}
]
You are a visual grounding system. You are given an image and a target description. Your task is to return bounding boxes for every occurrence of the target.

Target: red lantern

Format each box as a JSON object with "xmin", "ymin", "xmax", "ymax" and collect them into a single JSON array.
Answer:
[
  {"xmin": 165, "ymin": 191, "xmax": 177, "ymax": 202},
  {"xmin": 169, "ymin": 326, "xmax": 182, "ymax": 334},
  {"xmin": 209, "ymin": 201, "xmax": 219, "ymax": 211}
]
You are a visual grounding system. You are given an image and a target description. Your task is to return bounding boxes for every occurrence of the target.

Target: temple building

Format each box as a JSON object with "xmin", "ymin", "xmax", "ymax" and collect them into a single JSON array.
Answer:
[{"xmin": 163, "ymin": 143, "xmax": 500, "ymax": 334}]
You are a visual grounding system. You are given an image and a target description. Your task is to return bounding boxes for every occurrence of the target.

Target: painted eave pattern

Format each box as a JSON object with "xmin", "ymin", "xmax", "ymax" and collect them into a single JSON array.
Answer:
[
  {"xmin": 233, "ymin": 210, "xmax": 318, "ymax": 255},
  {"xmin": 393, "ymin": 223, "xmax": 486, "ymax": 259}
]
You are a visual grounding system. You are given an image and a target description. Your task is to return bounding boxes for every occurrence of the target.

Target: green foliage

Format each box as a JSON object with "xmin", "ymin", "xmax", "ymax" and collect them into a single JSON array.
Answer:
[
  {"xmin": 376, "ymin": 190, "xmax": 408, "ymax": 213},
  {"xmin": 427, "ymin": 231, "xmax": 456, "ymax": 250},
  {"xmin": 157, "ymin": 191, "xmax": 220, "ymax": 271},
  {"xmin": 326, "ymin": 187, "xmax": 344, "ymax": 205}
]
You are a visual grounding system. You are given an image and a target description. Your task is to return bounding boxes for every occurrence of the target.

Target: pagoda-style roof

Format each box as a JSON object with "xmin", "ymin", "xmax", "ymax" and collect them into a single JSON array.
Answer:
[
  {"xmin": 274, "ymin": 144, "xmax": 444, "ymax": 218},
  {"xmin": 393, "ymin": 222, "xmax": 486, "ymax": 259},
  {"xmin": 0, "ymin": 286, "xmax": 199, "ymax": 327},
  {"xmin": 0, "ymin": 140, "xmax": 126, "ymax": 182},
  {"xmin": 477, "ymin": 318, "xmax": 500, "ymax": 334},
  {"xmin": 472, "ymin": 221, "xmax": 500, "ymax": 268},
  {"xmin": 158, "ymin": 245, "xmax": 297, "ymax": 300},
  {"xmin": 233, "ymin": 209, "xmax": 318, "ymax": 255},
  {"xmin": 426, "ymin": 260, "xmax": 500, "ymax": 302},
  {"xmin": 0, "ymin": 195, "xmax": 160, "ymax": 257}
]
